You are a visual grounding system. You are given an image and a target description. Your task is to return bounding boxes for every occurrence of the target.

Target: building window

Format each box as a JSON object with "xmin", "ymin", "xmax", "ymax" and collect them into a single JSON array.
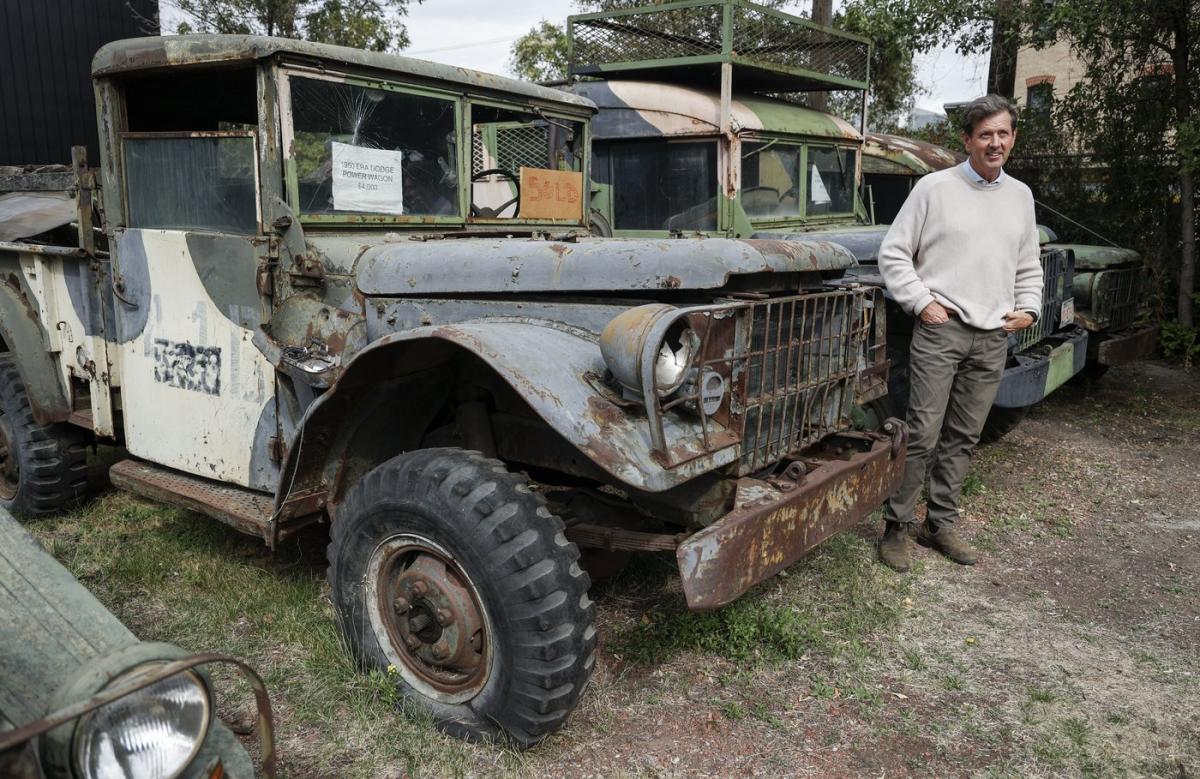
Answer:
[{"xmin": 1027, "ymin": 82, "xmax": 1053, "ymax": 121}]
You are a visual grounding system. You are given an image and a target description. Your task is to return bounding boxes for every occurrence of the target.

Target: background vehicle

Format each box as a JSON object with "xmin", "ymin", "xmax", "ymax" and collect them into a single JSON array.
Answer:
[
  {"xmin": 864, "ymin": 132, "xmax": 1157, "ymax": 390},
  {"xmin": 560, "ymin": 1, "xmax": 1088, "ymax": 442},
  {"xmin": 0, "ymin": 507, "xmax": 273, "ymax": 779},
  {"xmin": 0, "ymin": 35, "xmax": 905, "ymax": 746}
]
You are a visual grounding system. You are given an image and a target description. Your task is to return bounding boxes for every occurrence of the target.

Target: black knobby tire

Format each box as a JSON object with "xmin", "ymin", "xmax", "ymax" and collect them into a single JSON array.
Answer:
[
  {"xmin": 979, "ymin": 405, "xmax": 1031, "ymax": 444},
  {"xmin": 327, "ymin": 448, "xmax": 596, "ymax": 747},
  {"xmin": 1068, "ymin": 361, "xmax": 1109, "ymax": 388},
  {"xmin": 0, "ymin": 354, "xmax": 88, "ymax": 517}
]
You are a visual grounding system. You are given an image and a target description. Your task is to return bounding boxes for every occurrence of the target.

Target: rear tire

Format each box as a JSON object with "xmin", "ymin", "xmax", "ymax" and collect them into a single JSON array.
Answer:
[
  {"xmin": 979, "ymin": 405, "xmax": 1030, "ymax": 444},
  {"xmin": 327, "ymin": 448, "xmax": 596, "ymax": 747},
  {"xmin": 0, "ymin": 354, "xmax": 88, "ymax": 517}
]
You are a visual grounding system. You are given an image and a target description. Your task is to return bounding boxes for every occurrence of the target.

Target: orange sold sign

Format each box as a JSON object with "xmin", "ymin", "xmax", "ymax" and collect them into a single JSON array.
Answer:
[{"xmin": 518, "ymin": 167, "xmax": 584, "ymax": 221}]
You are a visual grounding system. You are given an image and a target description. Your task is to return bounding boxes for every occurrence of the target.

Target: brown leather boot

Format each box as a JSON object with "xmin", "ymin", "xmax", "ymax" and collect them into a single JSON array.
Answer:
[
  {"xmin": 878, "ymin": 521, "xmax": 914, "ymax": 572},
  {"xmin": 916, "ymin": 521, "xmax": 978, "ymax": 565}
]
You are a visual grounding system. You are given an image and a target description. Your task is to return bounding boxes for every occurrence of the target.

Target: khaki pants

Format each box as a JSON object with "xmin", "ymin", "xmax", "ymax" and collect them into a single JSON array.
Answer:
[{"xmin": 883, "ymin": 317, "xmax": 1008, "ymax": 528}]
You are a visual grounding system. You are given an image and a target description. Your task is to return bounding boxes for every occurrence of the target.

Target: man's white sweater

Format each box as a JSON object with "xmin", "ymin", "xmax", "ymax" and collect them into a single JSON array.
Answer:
[{"xmin": 878, "ymin": 165, "xmax": 1043, "ymax": 330}]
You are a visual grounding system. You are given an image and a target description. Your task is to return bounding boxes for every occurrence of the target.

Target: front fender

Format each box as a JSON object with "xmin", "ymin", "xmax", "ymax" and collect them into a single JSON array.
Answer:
[{"xmin": 281, "ymin": 320, "xmax": 738, "ymax": 503}]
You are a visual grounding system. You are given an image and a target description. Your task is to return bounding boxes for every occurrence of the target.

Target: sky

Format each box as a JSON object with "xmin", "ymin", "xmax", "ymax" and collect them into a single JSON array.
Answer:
[{"xmin": 159, "ymin": 0, "xmax": 989, "ymax": 117}]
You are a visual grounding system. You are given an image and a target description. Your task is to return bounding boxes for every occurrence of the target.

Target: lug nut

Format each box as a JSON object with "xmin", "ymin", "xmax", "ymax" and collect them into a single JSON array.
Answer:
[
  {"xmin": 435, "ymin": 609, "xmax": 452, "ymax": 626},
  {"xmin": 432, "ymin": 641, "xmax": 450, "ymax": 660},
  {"xmin": 410, "ymin": 580, "xmax": 428, "ymax": 596},
  {"xmin": 405, "ymin": 635, "xmax": 421, "ymax": 650},
  {"xmin": 393, "ymin": 596, "xmax": 410, "ymax": 612}
]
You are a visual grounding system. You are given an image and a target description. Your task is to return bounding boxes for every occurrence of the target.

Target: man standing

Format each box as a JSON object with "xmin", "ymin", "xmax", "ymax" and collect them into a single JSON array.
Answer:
[{"xmin": 876, "ymin": 94, "xmax": 1043, "ymax": 572}]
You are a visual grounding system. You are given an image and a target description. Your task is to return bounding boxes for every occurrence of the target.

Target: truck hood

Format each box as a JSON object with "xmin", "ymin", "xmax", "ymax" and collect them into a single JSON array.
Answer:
[
  {"xmin": 751, "ymin": 224, "xmax": 890, "ymax": 264},
  {"xmin": 1046, "ymin": 242, "xmax": 1141, "ymax": 270},
  {"xmin": 354, "ymin": 236, "xmax": 857, "ymax": 295}
]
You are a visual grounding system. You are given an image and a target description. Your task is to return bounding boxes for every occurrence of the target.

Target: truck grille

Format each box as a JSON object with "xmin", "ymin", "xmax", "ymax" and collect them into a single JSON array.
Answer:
[
  {"xmin": 1092, "ymin": 267, "xmax": 1142, "ymax": 331},
  {"xmin": 644, "ymin": 288, "xmax": 879, "ymax": 474},
  {"xmin": 1016, "ymin": 247, "xmax": 1073, "ymax": 353},
  {"xmin": 737, "ymin": 289, "xmax": 871, "ymax": 473}
]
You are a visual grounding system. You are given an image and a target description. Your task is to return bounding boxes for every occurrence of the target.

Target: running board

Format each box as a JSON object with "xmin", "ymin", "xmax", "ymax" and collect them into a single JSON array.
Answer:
[{"xmin": 109, "ymin": 460, "xmax": 275, "ymax": 543}]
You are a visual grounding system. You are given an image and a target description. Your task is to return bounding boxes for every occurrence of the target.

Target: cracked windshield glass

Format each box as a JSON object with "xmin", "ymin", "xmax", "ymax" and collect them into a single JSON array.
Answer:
[{"xmin": 289, "ymin": 76, "xmax": 459, "ymax": 217}]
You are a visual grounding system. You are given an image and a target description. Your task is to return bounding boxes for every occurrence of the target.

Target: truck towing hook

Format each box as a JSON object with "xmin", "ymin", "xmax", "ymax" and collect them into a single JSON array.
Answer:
[{"xmin": 882, "ymin": 417, "xmax": 909, "ymax": 459}]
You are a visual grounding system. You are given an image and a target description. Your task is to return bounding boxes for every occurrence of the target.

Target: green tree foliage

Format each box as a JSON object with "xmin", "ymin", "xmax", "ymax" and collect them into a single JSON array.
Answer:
[
  {"xmin": 1010, "ymin": 0, "xmax": 1197, "ymax": 330},
  {"xmin": 509, "ymin": 20, "xmax": 570, "ymax": 82},
  {"xmin": 171, "ymin": 0, "xmax": 418, "ymax": 52}
]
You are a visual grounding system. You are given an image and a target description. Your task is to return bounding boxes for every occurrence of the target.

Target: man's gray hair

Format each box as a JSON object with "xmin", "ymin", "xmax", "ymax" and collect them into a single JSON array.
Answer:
[{"xmin": 960, "ymin": 94, "xmax": 1019, "ymax": 136}]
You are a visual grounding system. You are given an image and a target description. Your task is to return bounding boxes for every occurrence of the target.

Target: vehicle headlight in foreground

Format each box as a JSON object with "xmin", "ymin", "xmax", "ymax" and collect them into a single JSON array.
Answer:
[
  {"xmin": 653, "ymin": 322, "xmax": 700, "ymax": 394},
  {"xmin": 75, "ymin": 668, "xmax": 210, "ymax": 779},
  {"xmin": 600, "ymin": 304, "xmax": 700, "ymax": 397}
]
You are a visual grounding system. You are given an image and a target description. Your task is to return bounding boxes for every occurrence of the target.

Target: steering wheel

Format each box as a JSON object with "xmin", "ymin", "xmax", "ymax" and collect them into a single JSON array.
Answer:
[{"xmin": 470, "ymin": 168, "xmax": 520, "ymax": 218}]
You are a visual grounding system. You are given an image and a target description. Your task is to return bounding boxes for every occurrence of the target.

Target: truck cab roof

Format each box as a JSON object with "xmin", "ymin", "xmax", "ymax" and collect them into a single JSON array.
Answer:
[
  {"xmin": 570, "ymin": 80, "xmax": 860, "ymax": 142},
  {"xmin": 92, "ymin": 34, "xmax": 596, "ymax": 115}
]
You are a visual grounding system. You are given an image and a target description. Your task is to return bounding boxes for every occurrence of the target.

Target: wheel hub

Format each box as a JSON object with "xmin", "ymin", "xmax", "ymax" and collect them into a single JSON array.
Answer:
[{"xmin": 373, "ymin": 537, "xmax": 489, "ymax": 699}]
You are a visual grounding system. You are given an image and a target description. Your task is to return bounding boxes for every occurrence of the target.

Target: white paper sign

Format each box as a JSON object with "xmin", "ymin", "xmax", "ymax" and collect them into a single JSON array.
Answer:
[
  {"xmin": 809, "ymin": 165, "xmax": 831, "ymax": 205},
  {"xmin": 331, "ymin": 142, "xmax": 404, "ymax": 214}
]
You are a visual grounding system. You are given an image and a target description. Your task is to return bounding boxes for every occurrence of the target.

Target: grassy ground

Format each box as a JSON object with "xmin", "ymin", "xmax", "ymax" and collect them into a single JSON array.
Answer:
[{"xmin": 27, "ymin": 360, "xmax": 1200, "ymax": 777}]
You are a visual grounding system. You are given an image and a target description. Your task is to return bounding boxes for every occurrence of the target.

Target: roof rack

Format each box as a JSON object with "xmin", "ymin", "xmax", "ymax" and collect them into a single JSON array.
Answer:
[{"xmin": 567, "ymin": 0, "xmax": 871, "ymax": 94}]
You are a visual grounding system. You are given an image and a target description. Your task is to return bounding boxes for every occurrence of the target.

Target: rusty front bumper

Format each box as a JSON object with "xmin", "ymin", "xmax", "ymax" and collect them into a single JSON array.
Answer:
[
  {"xmin": 1097, "ymin": 325, "xmax": 1158, "ymax": 367},
  {"xmin": 676, "ymin": 423, "xmax": 907, "ymax": 610}
]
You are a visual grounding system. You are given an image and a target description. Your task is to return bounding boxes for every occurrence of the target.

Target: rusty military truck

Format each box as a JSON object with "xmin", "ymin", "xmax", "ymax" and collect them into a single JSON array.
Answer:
[
  {"xmin": 863, "ymin": 132, "xmax": 1156, "ymax": 392},
  {"xmin": 0, "ymin": 36, "xmax": 906, "ymax": 745}
]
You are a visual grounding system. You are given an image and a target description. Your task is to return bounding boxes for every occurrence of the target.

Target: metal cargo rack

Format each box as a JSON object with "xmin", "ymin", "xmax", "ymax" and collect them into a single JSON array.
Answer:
[{"xmin": 567, "ymin": 0, "xmax": 871, "ymax": 95}]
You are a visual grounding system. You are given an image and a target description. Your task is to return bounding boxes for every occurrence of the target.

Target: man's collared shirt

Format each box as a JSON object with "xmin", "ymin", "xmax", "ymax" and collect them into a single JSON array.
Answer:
[{"xmin": 960, "ymin": 159, "xmax": 1005, "ymax": 187}]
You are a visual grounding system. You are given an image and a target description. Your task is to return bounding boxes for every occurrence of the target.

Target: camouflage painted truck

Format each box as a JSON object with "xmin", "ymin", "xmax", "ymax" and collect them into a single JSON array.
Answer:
[
  {"xmin": 0, "ymin": 507, "xmax": 274, "ymax": 778},
  {"xmin": 0, "ymin": 35, "xmax": 906, "ymax": 745},
  {"xmin": 863, "ymin": 132, "xmax": 1157, "ymax": 390},
  {"xmin": 559, "ymin": 0, "xmax": 1089, "ymax": 442}
]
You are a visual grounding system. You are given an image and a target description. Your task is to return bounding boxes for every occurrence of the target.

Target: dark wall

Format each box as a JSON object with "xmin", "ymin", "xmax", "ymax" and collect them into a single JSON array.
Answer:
[{"xmin": 1, "ymin": 0, "xmax": 159, "ymax": 165}]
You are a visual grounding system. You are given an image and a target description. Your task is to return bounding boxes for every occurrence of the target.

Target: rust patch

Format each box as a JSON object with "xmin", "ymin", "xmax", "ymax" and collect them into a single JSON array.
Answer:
[
  {"xmin": 676, "ymin": 428, "xmax": 907, "ymax": 610},
  {"xmin": 660, "ymin": 275, "xmax": 682, "ymax": 288}
]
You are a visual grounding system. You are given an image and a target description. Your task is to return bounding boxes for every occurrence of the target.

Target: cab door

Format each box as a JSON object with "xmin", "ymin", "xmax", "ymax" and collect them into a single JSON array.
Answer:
[{"xmin": 110, "ymin": 129, "xmax": 277, "ymax": 490}]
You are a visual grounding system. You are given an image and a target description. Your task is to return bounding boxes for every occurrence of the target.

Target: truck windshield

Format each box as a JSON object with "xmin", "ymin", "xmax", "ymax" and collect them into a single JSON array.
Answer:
[
  {"xmin": 741, "ymin": 141, "xmax": 801, "ymax": 219},
  {"xmin": 289, "ymin": 76, "xmax": 459, "ymax": 217},
  {"xmin": 592, "ymin": 139, "xmax": 718, "ymax": 231},
  {"xmin": 742, "ymin": 142, "xmax": 857, "ymax": 220},
  {"xmin": 806, "ymin": 147, "xmax": 856, "ymax": 215}
]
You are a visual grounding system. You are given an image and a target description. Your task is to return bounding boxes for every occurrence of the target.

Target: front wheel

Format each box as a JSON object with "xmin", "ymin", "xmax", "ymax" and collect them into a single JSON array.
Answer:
[
  {"xmin": 979, "ymin": 405, "xmax": 1031, "ymax": 444},
  {"xmin": 327, "ymin": 448, "xmax": 596, "ymax": 747}
]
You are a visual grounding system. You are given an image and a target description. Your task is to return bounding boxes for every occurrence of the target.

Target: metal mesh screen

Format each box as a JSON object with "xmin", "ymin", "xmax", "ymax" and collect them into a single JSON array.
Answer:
[
  {"xmin": 569, "ymin": 1, "xmax": 869, "ymax": 88},
  {"xmin": 730, "ymin": 5, "xmax": 869, "ymax": 84},
  {"xmin": 737, "ymin": 290, "xmax": 867, "ymax": 473},
  {"xmin": 1016, "ymin": 248, "xmax": 1073, "ymax": 352},
  {"xmin": 571, "ymin": 6, "xmax": 725, "ymax": 65},
  {"xmin": 1093, "ymin": 267, "xmax": 1142, "ymax": 331},
  {"xmin": 471, "ymin": 124, "xmax": 551, "ymax": 176}
]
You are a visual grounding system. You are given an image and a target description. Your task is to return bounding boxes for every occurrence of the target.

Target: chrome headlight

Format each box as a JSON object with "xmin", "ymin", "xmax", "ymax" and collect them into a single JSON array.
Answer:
[
  {"xmin": 653, "ymin": 322, "xmax": 700, "ymax": 394},
  {"xmin": 600, "ymin": 304, "xmax": 700, "ymax": 397},
  {"xmin": 74, "ymin": 668, "xmax": 210, "ymax": 779}
]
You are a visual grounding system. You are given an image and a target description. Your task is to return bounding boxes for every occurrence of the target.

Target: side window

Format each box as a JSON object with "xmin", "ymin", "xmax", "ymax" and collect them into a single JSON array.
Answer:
[
  {"xmin": 124, "ymin": 134, "xmax": 258, "ymax": 234},
  {"xmin": 602, "ymin": 140, "xmax": 718, "ymax": 231},
  {"xmin": 120, "ymin": 67, "xmax": 261, "ymax": 234},
  {"xmin": 289, "ymin": 77, "xmax": 458, "ymax": 217}
]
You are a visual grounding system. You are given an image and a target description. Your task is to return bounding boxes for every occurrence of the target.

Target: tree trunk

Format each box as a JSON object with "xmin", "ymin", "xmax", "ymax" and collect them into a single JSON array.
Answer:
[
  {"xmin": 1174, "ymin": 9, "xmax": 1194, "ymax": 327},
  {"xmin": 809, "ymin": 0, "xmax": 834, "ymax": 113},
  {"xmin": 987, "ymin": 0, "xmax": 1018, "ymax": 98},
  {"xmin": 1181, "ymin": 168, "xmax": 1196, "ymax": 328}
]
